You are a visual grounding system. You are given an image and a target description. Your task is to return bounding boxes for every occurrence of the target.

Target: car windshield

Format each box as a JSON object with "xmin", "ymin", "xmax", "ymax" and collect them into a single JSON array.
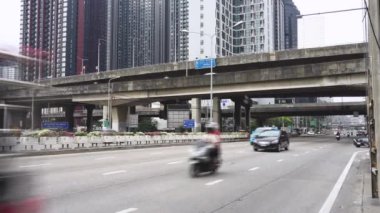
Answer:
[{"xmin": 258, "ymin": 130, "xmax": 280, "ymax": 137}]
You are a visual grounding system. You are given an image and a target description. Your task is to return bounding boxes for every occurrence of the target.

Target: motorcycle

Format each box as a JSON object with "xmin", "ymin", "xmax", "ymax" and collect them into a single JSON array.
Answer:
[
  {"xmin": 189, "ymin": 140, "xmax": 221, "ymax": 177},
  {"xmin": 336, "ymin": 135, "xmax": 341, "ymax": 141}
]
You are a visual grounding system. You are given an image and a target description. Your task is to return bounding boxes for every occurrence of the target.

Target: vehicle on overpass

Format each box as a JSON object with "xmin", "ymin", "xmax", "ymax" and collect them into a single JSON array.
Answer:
[{"xmin": 253, "ymin": 130, "xmax": 289, "ymax": 152}]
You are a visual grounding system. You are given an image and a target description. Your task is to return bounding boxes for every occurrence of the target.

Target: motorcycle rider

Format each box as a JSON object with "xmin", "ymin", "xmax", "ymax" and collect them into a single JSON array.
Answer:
[
  {"xmin": 336, "ymin": 131, "xmax": 341, "ymax": 140},
  {"xmin": 204, "ymin": 122, "xmax": 221, "ymax": 164}
]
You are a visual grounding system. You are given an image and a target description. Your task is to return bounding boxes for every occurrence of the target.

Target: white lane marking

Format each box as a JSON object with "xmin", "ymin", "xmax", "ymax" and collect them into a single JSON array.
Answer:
[
  {"xmin": 318, "ymin": 151, "xmax": 366, "ymax": 213},
  {"xmin": 116, "ymin": 208, "xmax": 138, "ymax": 213},
  {"xmin": 19, "ymin": 163, "xmax": 51, "ymax": 168},
  {"xmin": 293, "ymin": 154, "xmax": 299, "ymax": 157},
  {"xmin": 319, "ymin": 147, "xmax": 324, "ymax": 149},
  {"xmin": 150, "ymin": 152, "xmax": 163, "ymax": 155},
  {"xmin": 167, "ymin": 161, "xmax": 182, "ymax": 165},
  {"xmin": 95, "ymin": 157, "xmax": 115, "ymax": 161},
  {"xmin": 277, "ymin": 159, "xmax": 284, "ymax": 162},
  {"xmin": 102, "ymin": 170, "xmax": 126, "ymax": 176},
  {"xmin": 205, "ymin": 179, "xmax": 224, "ymax": 186},
  {"xmin": 249, "ymin": 167, "xmax": 260, "ymax": 171},
  {"xmin": 305, "ymin": 151, "xmax": 310, "ymax": 154}
]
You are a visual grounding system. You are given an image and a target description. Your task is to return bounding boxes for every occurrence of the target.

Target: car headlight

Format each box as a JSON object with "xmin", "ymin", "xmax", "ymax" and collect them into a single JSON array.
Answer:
[{"xmin": 271, "ymin": 140, "xmax": 279, "ymax": 144}]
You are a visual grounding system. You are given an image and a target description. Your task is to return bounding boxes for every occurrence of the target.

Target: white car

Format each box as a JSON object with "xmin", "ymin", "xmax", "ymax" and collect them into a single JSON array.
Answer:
[{"xmin": 307, "ymin": 131, "xmax": 315, "ymax": 135}]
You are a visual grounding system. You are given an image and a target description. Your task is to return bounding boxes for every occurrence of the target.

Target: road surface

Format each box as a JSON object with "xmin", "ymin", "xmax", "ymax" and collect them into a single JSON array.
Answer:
[{"xmin": 9, "ymin": 136, "xmax": 370, "ymax": 213}]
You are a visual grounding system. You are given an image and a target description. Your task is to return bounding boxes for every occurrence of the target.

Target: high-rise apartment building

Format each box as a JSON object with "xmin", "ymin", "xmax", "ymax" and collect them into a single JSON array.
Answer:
[
  {"xmin": 20, "ymin": 0, "xmax": 77, "ymax": 81},
  {"xmin": 283, "ymin": 0, "xmax": 300, "ymax": 49},
  {"xmin": 188, "ymin": 0, "xmax": 234, "ymax": 60},
  {"xmin": 234, "ymin": 0, "xmax": 285, "ymax": 54},
  {"xmin": 82, "ymin": 0, "xmax": 107, "ymax": 73},
  {"xmin": 107, "ymin": 0, "xmax": 188, "ymax": 70},
  {"xmin": 20, "ymin": 0, "xmax": 107, "ymax": 81},
  {"xmin": 188, "ymin": 0, "xmax": 289, "ymax": 60}
]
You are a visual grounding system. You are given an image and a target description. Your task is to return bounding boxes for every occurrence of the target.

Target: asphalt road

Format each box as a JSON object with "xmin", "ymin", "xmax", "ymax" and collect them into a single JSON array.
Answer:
[{"xmin": 9, "ymin": 136, "xmax": 370, "ymax": 213}]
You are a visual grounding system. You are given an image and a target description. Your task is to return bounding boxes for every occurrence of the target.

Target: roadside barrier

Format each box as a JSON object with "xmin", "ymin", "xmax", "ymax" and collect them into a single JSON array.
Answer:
[{"xmin": 0, "ymin": 133, "xmax": 248, "ymax": 153}]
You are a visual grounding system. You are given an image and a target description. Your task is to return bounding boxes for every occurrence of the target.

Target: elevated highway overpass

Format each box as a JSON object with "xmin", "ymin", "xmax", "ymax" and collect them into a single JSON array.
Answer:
[{"xmin": 2, "ymin": 43, "xmax": 368, "ymax": 106}]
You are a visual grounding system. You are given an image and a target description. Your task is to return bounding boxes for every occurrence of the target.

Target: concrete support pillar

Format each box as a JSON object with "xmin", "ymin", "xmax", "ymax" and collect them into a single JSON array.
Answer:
[
  {"xmin": 255, "ymin": 118, "xmax": 266, "ymax": 127},
  {"xmin": 3, "ymin": 107, "xmax": 8, "ymax": 129},
  {"xmin": 212, "ymin": 97, "xmax": 221, "ymax": 126},
  {"xmin": 162, "ymin": 104, "xmax": 168, "ymax": 120},
  {"xmin": 111, "ymin": 106, "xmax": 127, "ymax": 132},
  {"xmin": 245, "ymin": 105, "xmax": 251, "ymax": 131},
  {"xmin": 191, "ymin": 98, "xmax": 201, "ymax": 132},
  {"xmin": 32, "ymin": 104, "xmax": 42, "ymax": 130},
  {"xmin": 64, "ymin": 105, "xmax": 75, "ymax": 132},
  {"xmin": 85, "ymin": 105, "xmax": 95, "ymax": 132},
  {"xmin": 102, "ymin": 106, "xmax": 110, "ymax": 130},
  {"xmin": 234, "ymin": 99, "xmax": 242, "ymax": 131},
  {"xmin": 130, "ymin": 106, "xmax": 136, "ymax": 114}
]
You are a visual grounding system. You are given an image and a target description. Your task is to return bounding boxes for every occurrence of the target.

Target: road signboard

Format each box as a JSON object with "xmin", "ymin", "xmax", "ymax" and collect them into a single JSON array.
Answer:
[
  {"xmin": 42, "ymin": 122, "xmax": 69, "ymax": 130},
  {"xmin": 195, "ymin": 58, "xmax": 216, "ymax": 70},
  {"xmin": 183, "ymin": 119, "xmax": 195, "ymax": 129}
]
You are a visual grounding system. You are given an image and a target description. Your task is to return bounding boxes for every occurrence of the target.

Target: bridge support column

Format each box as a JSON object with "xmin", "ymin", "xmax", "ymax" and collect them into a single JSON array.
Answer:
[
  {"xmin": 191, "ymin": 98, "xmax": 201, "ymax": 132},
  {"xmin": 112, "ymin": 106, "xmax": 127, "ymax": 132},
  {"xmin": 85, "ymin": 105, "xmax": 95, "ymax": 132},
  {"xmin": 212, "ymin": 97, "xmax": 221, "ymax": 126},
  {"xmin": 32, "ymin": 104, "xmax": 42, "ymax": 130},
  {"xmin": 245, "ymin": 105, "xmax": 251, "ymax": 131},
  {"xmin": 255, "ymin": 118, "xmax": 266, "ymax": 127},
  {"xmin": 233, "ymin": 99, "xmax": 242, "ymax": 131},
  {"xmin": 2, "ymin": 107, "xmax": 9, "ymax": 129},
  {"xmin": 102, "ymin": 106, "xmax": 109, "ymax": 130},
  {"xmin": 64, "ymin": 105, "xmax": 75, "ymax": 132}
]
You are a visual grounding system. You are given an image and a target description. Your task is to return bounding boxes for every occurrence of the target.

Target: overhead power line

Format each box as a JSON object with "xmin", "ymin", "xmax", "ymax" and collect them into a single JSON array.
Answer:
[
  {"xmin": 363, "ymin": 0, "xmax": 380, "ymax": 51},
  {"xmin": 296, "ymin": 8, "xmax": 365, "ymax": 18}
]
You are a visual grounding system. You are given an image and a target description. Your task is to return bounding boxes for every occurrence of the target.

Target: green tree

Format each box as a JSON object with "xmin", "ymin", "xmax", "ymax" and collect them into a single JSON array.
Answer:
[
  {"xmin": 264, "ymin": 117, "xmax": 293, "ymax": 129},
  {"xmin": 137, "ymin": 118, "xmax": 157, "ymax": 132}
]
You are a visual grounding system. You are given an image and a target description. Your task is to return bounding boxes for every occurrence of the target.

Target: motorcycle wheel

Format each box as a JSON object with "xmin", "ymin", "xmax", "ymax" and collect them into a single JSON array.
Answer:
[{"xmin": 190, "ymin": 164, "xmax": 200, "ymax": 178}]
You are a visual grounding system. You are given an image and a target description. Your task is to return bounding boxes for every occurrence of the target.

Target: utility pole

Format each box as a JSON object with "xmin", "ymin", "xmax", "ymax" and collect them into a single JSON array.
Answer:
[{"xmin": 368, "ymin": 0, "xmax": 379, "ymax": 198}]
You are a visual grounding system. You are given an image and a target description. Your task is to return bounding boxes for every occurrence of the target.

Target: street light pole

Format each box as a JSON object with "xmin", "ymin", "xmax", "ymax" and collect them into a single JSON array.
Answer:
[
  {"xmin": 107, "ymin": 76, "xmax": 120, "ymax": 130},
  {"xmin": 181, "ymin": 21, "xmax": 244, "ymax": 123},
  {"xmin": 209, "ymin": 34, "xmax": 216, "ymax": 122}
]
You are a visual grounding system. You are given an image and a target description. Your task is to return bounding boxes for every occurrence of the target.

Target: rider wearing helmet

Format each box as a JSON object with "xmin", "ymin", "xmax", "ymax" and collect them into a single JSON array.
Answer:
[{"xmin": 204, "ymin": 122, "xmax": 221, "ymax": 163}]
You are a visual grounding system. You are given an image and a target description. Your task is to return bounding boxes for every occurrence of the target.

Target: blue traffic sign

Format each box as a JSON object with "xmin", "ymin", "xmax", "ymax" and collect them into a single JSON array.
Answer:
[
  {"xmin": 42, "ymin": 122, "xmax": 69, "ymax": 130},
  {"xmin": 183, "ymin": 119, "xmax": 195, "ymax": 129},
  {"xmin": 195, "ymin": 58, "xmax": 216, "ymax": 70}
]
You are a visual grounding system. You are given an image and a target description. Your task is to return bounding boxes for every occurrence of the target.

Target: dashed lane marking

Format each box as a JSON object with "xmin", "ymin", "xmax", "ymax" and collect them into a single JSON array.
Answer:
[
  {"xmin": 102, "ymin": 170, "xmax": 126, "ymax": 176},
  {"xmin": 116, "ymin": 208, "xmax": 138, "ymax": 213},
  {"xmin": 19, "ymin": 163, "xmax": 51, "ymax": 168},
  {"xmin": 167, "ymin": 161, "xmax": 182, "ymax": 165},
  {"xmin": 249, "ymin": 167, "xmax": 260, "ymax": 171},
  {"xmin": 95, "ymin": 157, "xmax": 115, "ymax": 160},
  {"xmin": 205, "ymin": 179, "xmax": 224, "ymax": 186}
]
